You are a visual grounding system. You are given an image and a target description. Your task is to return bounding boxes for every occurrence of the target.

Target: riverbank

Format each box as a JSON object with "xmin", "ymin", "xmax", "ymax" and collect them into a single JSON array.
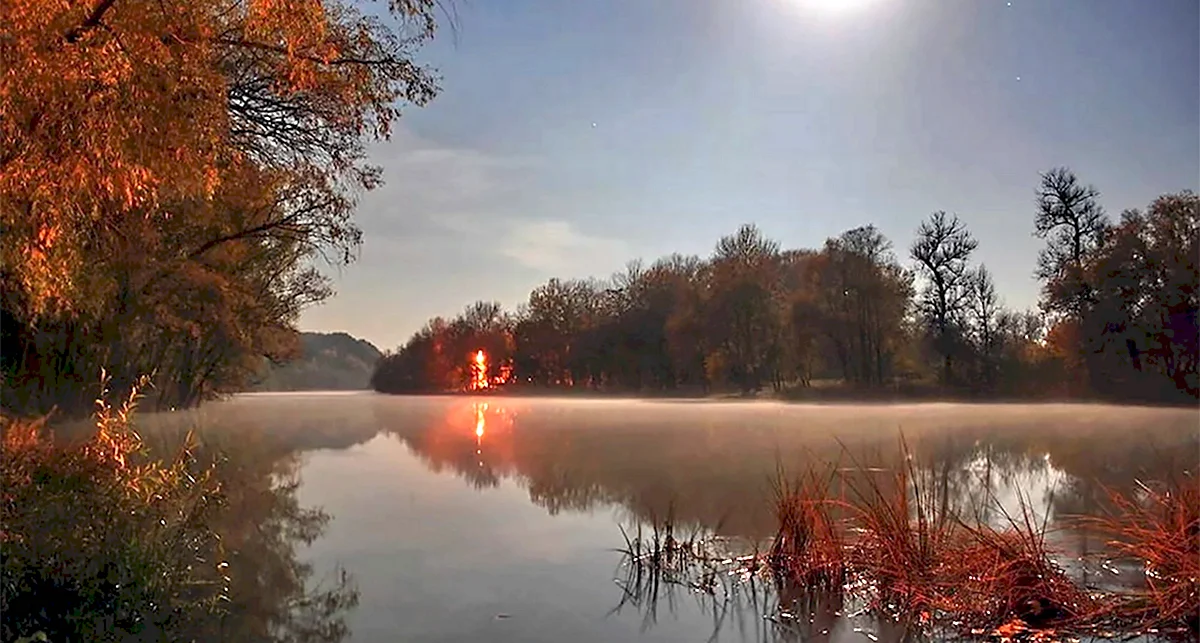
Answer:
[
  {"xmin": 374, "ymin": 381, "xmax": 1200, "ymax": 408},
  {"xmin": 0, "ymin": 390, "xmax": 357, "ymax": 642}
]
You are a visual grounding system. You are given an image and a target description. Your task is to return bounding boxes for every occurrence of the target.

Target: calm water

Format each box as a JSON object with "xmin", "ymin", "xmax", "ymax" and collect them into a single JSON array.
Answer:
[{"xmin": 140, "ymin": 394, "xmax": 1198, "ymax": 643}]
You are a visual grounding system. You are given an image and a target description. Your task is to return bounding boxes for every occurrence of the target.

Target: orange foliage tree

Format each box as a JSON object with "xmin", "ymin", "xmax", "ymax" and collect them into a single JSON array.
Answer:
[
  {"xmin": 1, "ymin": 0, "xmax": 444, "ymax": 412},
  {"xmin": 1, "ymin": 0, "xmax": 439, "ymax": 311}
]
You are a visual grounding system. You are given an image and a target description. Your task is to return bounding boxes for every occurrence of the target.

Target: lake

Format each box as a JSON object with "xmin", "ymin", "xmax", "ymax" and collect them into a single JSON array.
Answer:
[{"xmin": 139, "ymin": 393, "xmax": 1198, "ymax": 643}]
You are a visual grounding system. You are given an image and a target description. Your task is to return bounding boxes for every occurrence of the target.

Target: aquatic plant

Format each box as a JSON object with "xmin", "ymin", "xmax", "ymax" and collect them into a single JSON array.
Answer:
[
  {"xmin": 1085, "ymin": 475, "xmax": 1200, "ymax": 635},
  {"xmin": 767, "ymin": 463, "xmax": 846, "ymax": 592},
  {"xmin": 951, "ymin": 496, "xmax": 1095, "ymax": 632},
  {"xmin": 841, "ymin": 450, "xmax": 964, "ymax": 627},
  {"xmin": 612, "ymin": 435, "xmax": 1198, "ymax": 642},
  {"xmin": 612, "ymin": 509, "xmax": 775, "ymax": 639}
]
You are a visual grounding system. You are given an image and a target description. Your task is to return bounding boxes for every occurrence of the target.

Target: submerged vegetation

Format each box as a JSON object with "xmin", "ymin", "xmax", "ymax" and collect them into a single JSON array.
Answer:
[
  {"xmin": 0, "ymin": 380, "xmax": 357, "ymax": 643},
  {"xmin": 615, "ymin": 443, "xmax": 1200, "ymax": 642}
]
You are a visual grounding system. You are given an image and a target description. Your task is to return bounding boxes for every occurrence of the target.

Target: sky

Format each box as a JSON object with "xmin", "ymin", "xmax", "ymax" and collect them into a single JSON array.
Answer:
[{"xmin": 299, "ymin": 0, "xmax": 1200, "ymax": 351}]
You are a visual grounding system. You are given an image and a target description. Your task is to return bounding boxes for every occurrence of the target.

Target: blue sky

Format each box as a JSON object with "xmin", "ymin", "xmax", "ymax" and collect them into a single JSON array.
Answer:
[{"xmin": 300, "ymin": 0, "xmax": 1199, "ymax": 351}]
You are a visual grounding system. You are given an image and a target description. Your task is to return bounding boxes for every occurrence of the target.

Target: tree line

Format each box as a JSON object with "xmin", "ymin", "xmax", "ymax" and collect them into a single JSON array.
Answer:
[
  {"xmin": 1, "ymin": 0, "xmax": 444, "ymax": 415},
  {"xmin": 373, "ymin": 171, "xmax": 1198, "ymax": 403}
]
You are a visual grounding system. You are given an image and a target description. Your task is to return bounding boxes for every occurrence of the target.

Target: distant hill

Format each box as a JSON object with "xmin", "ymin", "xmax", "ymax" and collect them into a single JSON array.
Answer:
[{"xmin": 254, "ymin": 332, "xmax": 382, "ymax": 391}]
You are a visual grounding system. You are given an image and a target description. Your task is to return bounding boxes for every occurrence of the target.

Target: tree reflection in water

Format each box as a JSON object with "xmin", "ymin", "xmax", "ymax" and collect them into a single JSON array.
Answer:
[
  {"xmin": 141, "ymin": 425, "xmax": 361, "ymax": 643},
  {"xmin": 373, "ymin": 398, "xmax": 1196, "ymax": 629},
  {"xmin": 375, "ymin": 399, "xmax": 1195, "ymax": 548}
]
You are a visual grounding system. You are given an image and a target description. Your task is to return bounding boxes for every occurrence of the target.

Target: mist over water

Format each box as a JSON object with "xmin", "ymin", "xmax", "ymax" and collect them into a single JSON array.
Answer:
[{"xmin": 140, "ymin": 394, "xmax": 1198, "ymax": 643}]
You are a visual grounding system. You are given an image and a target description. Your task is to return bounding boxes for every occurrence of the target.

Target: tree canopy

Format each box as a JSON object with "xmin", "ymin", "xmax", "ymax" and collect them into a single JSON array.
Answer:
[
  {"xmin": 3, "ymin": 0, "xmax": 438, "ymax": 311},
  {"xmin": 373, "ymin": 175, "xmax": 1197, "ymax": 404},
  {"xmin": 1, "ymin": 0, "xmax": 444, "ymax": 413}
]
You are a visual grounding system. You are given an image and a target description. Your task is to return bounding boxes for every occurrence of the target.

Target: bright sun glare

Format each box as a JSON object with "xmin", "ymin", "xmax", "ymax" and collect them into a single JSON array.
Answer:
[{"xmin": 795, "ymin": 0, "xmax": 878, "ymax": 15}]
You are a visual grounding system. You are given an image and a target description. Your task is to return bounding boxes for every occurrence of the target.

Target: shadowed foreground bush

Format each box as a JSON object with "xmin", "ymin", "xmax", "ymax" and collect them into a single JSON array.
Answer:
[
  {"xmin": 1, "ymin": 377, "xmax": 362, "ymax": 643},
  {"xmin": 1, "ymin": 380, "xmax": 226, "ymax": 642}
]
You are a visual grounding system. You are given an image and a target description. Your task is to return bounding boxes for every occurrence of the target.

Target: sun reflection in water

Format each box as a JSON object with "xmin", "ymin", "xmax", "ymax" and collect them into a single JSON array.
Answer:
[{"xmin": 475, "ymin": 402, "xmax": 487, "ymax": 439}]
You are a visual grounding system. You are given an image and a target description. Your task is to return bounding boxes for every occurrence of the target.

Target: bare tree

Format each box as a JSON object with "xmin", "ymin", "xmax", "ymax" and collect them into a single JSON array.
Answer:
[
  {"xmin": 966, "ymin": 265, "xmax": 1002, "ymax": 390},
  {"xmin": 911, "ymin": 212, "xmax": 978, "ymax": 386},
  {"xmin": 1034, "ymin": 167, "xmax": 1109, "ymax": 317}
]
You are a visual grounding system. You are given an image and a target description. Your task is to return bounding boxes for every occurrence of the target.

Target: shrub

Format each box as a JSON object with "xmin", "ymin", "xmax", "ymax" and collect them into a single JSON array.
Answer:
[{"xmin": 1, "ymin": 376, "xmax": 225, "ymax": 642}]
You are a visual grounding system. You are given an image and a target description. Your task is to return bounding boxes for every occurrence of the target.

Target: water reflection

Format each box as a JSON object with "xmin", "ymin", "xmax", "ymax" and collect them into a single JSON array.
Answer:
[
  {"xmin": 369, "ymin": 398, "xmax": 1196, "ymax": 547},
  {"xmin": 609, "ymin": 519, "xmax": 926, "ymax": 643},
  {"xmin": 148, "ymin": 395, "xmax": 1197, "ymax": 642},
  {"xmin": 137, "ymin": 409, "xmax": 363, "ymax": 642}
]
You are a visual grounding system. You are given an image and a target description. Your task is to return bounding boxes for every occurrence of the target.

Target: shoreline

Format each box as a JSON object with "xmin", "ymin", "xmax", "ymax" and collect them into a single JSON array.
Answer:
[{"xmin": 366, "ymin": 386, "xmax": 1200, "ymax": 409}]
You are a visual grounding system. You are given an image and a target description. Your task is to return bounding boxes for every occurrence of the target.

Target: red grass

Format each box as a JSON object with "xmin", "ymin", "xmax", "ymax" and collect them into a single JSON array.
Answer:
[
  {"xmin": 951, "ymin": 499, "xmax": 1096, "ymax": 631},
  {"xmin": 1086, "ymin": 475, "xmax": 1200, "ymax": 634},
  {"xmin": 768, "ymin": 465, "xmax": 845, "ymax": 592},
  {"xmin": 776, "ymin": 441, "xmax": 1100, "ymax": 636},
  {"xmin": 643, "ymin": 437, "xmax": 1193, "ymax": 641},
  {"xmin": 842, "ymin": 460, "xmax": 964, "ymax": 626}
]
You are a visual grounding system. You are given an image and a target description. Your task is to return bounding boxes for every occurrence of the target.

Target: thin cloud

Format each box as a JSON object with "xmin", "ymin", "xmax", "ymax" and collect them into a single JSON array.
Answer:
[
  {"xmin": 302, "ymin": 127, "xmax": 634, "ymax": 347},
  {"xmin": 361, "ymin": 127, "xmax": 630, "ymax": 279},
  {"xmin": 497, "ymin": 218, "xmax": 630, "ymax": 276}
]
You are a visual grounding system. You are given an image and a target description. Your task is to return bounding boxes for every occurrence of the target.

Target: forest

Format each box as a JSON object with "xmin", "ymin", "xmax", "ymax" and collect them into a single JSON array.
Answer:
[
  {"xmin": 1, "ymin": 0, "xmax": 441, "ymax": 417},
  {"xmin": 372, "ymin": 174, "xmax": 1198, "ymax": 403}
]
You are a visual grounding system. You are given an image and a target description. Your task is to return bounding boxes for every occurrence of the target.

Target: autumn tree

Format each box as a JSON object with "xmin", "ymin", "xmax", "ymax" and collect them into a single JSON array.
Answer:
[
  {"xmin": 371, "ymin": 192, "xmax": 1196, "ymax": 403},
  {"xmin": 512, "ymin": 278, "xmax": 600, "ymax": 386},
  {"xmin": 2, "ymin": 0, "xmax": 439, "ymax": 311},
  {"xmin": 1, "ymin": 0, "xmax": 445, "ymax": 412},
  {"xmin": 623, "ymin": 258, "xmax": 691, "ymax": 390},
  {"xmin": 706, "ymin": 224, "xmax": 783, "ymax": 393},
  {"xmin": 818, "ymin": 226, "xmax": 911, "ymax": 387},
  {"xmin": 910, "ymin": 212, "xmax": 978, "ymax": 386},
  {"xmin": 659, "ymin": 255, "xmax": 710, "ymax": 391},
  {"xmin": 778, "ymin": 249, "xmax": 824, "ymax": 387},
  {"xmin": 1083, "ymin": 192, "xmax": 1198, "ymax": 398}
]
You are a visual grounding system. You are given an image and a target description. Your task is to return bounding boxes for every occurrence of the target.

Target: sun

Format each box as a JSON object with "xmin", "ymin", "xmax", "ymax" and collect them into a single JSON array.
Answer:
[{"xmin": 794, "ymin": 0, "xmax": 878, "ymax": 15}]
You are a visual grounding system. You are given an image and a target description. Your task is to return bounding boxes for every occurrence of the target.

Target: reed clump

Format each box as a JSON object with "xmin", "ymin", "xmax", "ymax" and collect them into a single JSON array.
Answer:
[
  {"xmin": 761, "ymin": 443, "xmax": 1155, "ymax": 639},
  {"xmin": 841, "ymin": 462, "xmax": 966, "ymax": 627},
  {"xmin": 1085, "ymin": 475, "xmax": 1200, "ymax": 635},
  {"xmin": 951, "ymin": 505, "xmax": 1094, "ymax": 630},
  {"xmin": 618, "ymin": 454, "xmax": 1195, "ymax": 641},
  {"xmin": 768, "ymin": 465, "xmax": 846, "ymax": 593}
]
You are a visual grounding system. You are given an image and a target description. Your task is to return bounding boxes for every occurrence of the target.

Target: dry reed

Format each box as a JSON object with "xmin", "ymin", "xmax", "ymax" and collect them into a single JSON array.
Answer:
[
  {"xmin": 767, "ymin": 463, "xmax": 846, "ymax": 592},
  {"xmin": 1085, "ymin": 475, "xmax": 1200, "ymax": 635}
]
